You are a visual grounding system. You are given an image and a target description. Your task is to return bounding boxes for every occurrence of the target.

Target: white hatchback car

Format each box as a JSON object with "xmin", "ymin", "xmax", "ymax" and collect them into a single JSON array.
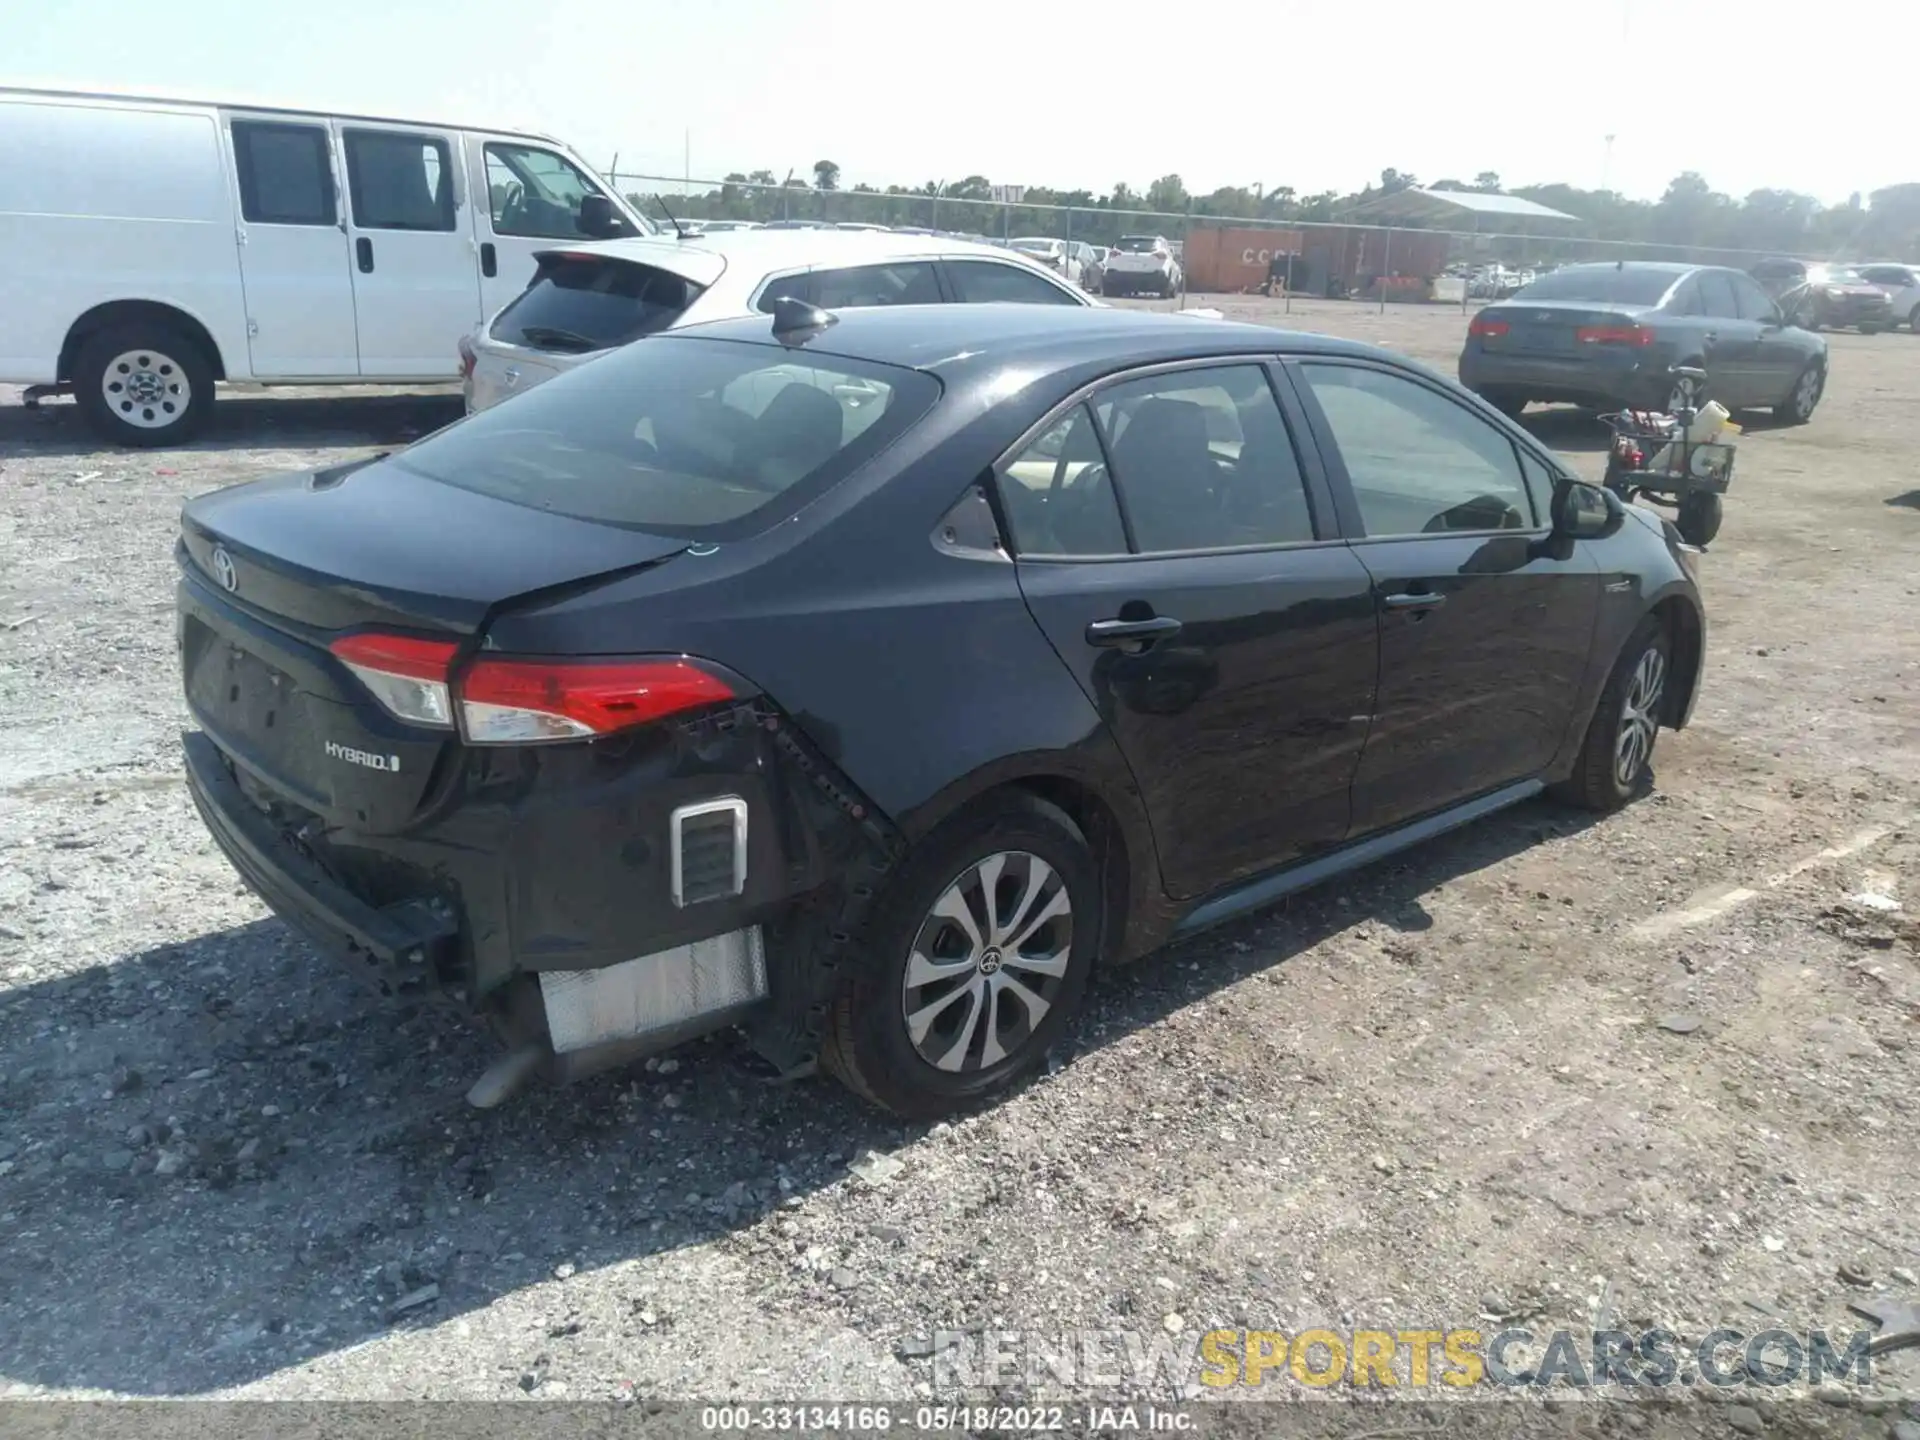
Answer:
[
  {"xmin": 461, "ymin": 230, "xmax": 1096, "ymax": 412},
  {"xmin": 1101, "ymin": 235, "xmax": 1183, "ymax": 298}
]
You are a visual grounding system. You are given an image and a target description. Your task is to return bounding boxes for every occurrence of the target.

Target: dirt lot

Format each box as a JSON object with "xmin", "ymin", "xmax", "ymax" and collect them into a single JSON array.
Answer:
[{"xmin": 1, "ymin": 298, "xmax": 1917, "ymax": 1432}]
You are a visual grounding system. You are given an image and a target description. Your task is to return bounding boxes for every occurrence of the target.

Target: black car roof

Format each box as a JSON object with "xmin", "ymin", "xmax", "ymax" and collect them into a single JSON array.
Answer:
[{"xmin": 664, "ymin": 303, "xmax": 1384, "ymax": 377}]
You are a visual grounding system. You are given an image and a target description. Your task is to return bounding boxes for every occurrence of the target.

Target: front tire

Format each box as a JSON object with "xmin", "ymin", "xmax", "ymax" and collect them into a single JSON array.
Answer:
[
  {"xmin": 74, "ymin": 322, "xmax": 214, "ymax": 447},
  {"xmin": 821, "ymin": 793, "xmax": 1099, "ymax": 1118},
  {"xmin": 1775, "ymin": 360, "xmax": 1824, "ymax": 425},
  {"xmin": 1552, "ymin": 617, "xmax": 1671, "ymax": 812}
]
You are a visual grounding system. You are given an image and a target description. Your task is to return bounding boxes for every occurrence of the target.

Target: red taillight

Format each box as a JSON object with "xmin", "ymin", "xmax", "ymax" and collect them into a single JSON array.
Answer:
[
  {"xmin": 457, "ymin": 657, "xmax": 736, "ymax": 744},
  {"xmin": 457, "ymin": 334, "xmax": 477, "ymax": 379},
  {"xmin": 1468, "ymin": 315, "xmax": 1509, "ymax": 338},
  {"xmin": 329, "ymin": 632, "xmax": 459, "ymax": 728},
  {"xmin": 1575, "ymin": 324, "xmax": 1654, "ymax": 346}
]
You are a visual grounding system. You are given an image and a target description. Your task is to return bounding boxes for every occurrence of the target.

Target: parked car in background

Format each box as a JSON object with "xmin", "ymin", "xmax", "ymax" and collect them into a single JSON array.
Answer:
[
  {"xmin": 1857, "ymin": 262, "xmax": 1920, "ymax": 332},
  {"xmin": 1103, "ymin": 235, "xmax": 1182, "ymax": 297},
  {"xmin": 179, "ymin": 302, "xmax": 1704, "ymax": 1116},
  {"xmin": 1750, "ymin": 258, "xmax": 1892, "ymax": 332},
  {"xmin": 695, "ymin": 219, "xmax": 763, "ymax": 233},
  {"xmin": 462, "ymin": 228, "xmax": 1095, "ymax": 412},
  {"xmin": 1010, "ymin": 237, "xmax": 1083, "ymax": 285},
  {"xmin": 0, "ymin": 83, "xmax": 652, "ymax": 445},
  {"xmin": 1067, "ymin": 241, "xmax": 1103, "ymax": 292},
  {"xmin": 1459, "ymin": 261, "xmax": 1828, "ymax": 422},
  {"xmin": 834, "ymin": 222, "xmax": 891, "ymax": 232}
]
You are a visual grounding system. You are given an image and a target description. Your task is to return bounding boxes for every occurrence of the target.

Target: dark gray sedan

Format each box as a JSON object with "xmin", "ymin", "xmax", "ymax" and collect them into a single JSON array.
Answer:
[{"xmin": 1458, "ymin": 261, "xmax": 1829, "ymax": 422}]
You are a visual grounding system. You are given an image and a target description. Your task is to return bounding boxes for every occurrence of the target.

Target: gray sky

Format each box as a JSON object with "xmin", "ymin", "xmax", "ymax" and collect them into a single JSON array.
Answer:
[{"xmin": 12, "ymin": 0, "xmax": 1901, "ymax": 205}]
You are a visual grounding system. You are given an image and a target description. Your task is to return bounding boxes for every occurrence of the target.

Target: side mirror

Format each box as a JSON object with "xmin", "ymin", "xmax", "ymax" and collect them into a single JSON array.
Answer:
[
  {"xmin": 1552, "ymin": 480, "xmax": 1616, "ymax": 540},
  {"xmin": 577, "ymin": 193, "xmax": 622, "ymax": 238}
]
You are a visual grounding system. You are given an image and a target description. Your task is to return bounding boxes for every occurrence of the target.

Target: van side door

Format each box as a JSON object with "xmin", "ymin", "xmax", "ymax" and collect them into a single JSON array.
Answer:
[
  {"xmin": 462, "ymin": 135, "xmax": 636, "ymax": 323},
  {"xmin": 336, "ymin": 121, "xmax": 482, "ymax": 378},
  {"xmin": 224, "ymin": 114, "xmax": 360, "ymax": 379}
]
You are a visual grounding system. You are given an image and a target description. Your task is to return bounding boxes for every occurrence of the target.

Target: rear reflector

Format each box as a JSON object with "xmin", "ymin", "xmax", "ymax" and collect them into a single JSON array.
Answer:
[
  {"xmin": 457, "ymin": 657, "xmax": 736, "ymax": 744},
  {"xmin": 1576, "ymin": 324, "xmax": 1654, "ymax": 346},
  {"xmin": 1468, "ymin": 316, "xmax": 1510, "ymax": 338},
  {"xmin": 329, "ymin": 632, "xmax": 458, "ymax": 728}
]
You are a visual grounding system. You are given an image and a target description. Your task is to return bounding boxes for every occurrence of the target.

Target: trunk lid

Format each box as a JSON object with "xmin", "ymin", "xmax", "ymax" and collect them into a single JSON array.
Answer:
[
  {"xmin": 1473, "ymin": 300, "xmax": 1653, "ymax": 355},
  {"xmin": 179, "ymin": 457, "xmax": 687, "ymax": 831}
]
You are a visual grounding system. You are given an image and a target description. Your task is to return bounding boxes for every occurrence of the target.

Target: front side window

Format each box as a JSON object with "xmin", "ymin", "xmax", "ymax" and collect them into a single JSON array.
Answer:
[
  {"xmin": 484, "ymin": 142, "xmax": 610, "ymax": 239},
  {"xmin": 945, "ymin": 260, "xmax": 1081, "ymax": 306},
  {"xmin": 394, "ymin": 338, "xmax": 939, "ymax": 537},
  {"xmin": 489, "ymin": 256, "xmax": 701, "ymax": 352},
  {"xmin": 344, "ymin": 129, "xmax": 454, "ymax": 231},
  {"xmin": 1095, "ymin": 365, "xmax": 1315, "ymax": 552},
  {"xmin": 998, "ymin": 405, "xmax": 1128, "ymax": 557},
  {"xmin": 231, "ymin": 120, "xmax": 334, "ymax": 226},
  {"xmin": 1301, "ymin": 364, "xmax": 1535, "ymax": 536}
]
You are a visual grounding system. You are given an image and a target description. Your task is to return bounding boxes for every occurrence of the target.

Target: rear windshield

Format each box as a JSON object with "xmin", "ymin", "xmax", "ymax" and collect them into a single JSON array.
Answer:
[
  {"xmin": 490, "ymin": 255, "xmax": 703, "ymax": 352},
  {"xmin": 1509, "ymin": 268, "xmax": 1677, "ymax": 304},
  {"xmin": 1012, "ymin": 239, "xmax": 1058, "ymax": 253},
  {"xmin": 1115, "ymin": 237, "xmax": 1163, "ymax": 253},
  {"xmin": 393, "ymin": 337, "xmax": 939, "ymax": 537}
]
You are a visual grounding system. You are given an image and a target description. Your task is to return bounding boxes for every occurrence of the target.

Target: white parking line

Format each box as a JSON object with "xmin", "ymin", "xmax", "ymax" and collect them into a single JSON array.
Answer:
[{"xmin": 1628, "ymin": 823, "xmax": 1899, "ymax": 942}]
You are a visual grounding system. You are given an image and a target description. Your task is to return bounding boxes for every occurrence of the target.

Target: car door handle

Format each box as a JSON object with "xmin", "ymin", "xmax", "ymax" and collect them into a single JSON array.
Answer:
[
  {"xmin": 480, "ymin": 241, "xmax": 497, "ymax": 278},
  {"xmin": 1086, "ymin": 615, "xmax": 1182, "ymax": 648},
  {"xmin": 1383, "ymin": 591, "xmax": 1446, "ymax": 611},
  {"xmin": 356, "ymin": 236, "xmax": 374, "ymax": 273}
]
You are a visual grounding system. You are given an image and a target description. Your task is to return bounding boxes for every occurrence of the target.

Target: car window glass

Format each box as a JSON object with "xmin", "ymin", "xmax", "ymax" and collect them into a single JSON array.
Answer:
[
  {"xmin": 806, "ymin": 262, "xmax": 944, "ymax": 309},
  {"xmin": 1697, "ymin": 271, "xmax": 1740, "ymax": 319},
  {"xmin": 998, "ymin": 405, "xmax": 1128, "ymax": 557},
  {"xmin": 755, "ymin": 272, "xmax": 817, "ymax": 309},
  {"xmin": 231, "ymin": 121, "xmax": 334, "ymax": 226},
  {"xmin": 1730, "ymin": 273, "xmax": 1780, "ymax": 322},
  {"xmin": 484, "ymin": 142, "xmax": 606, "ymax": 239},
  {"xmin": 1515, "ymin": 447, "xmax": 1559, "ymax": 522},
  {"xmin": 1302, "ymin": 364, "xmax": 1536, "ymax": 535},
  {"xmin": 489, "ymin": 257, "xmax": 701, "ymax": 351},
  {"xmin": 1668, "ymin": 279, "xmax": 1702, "ymax": 317},
  {"xmin": 945, "ymin": 260, "xmax": 1081, "ymax": 305},
  {"xmin": 1094, "ymin": 366, "xmax": 1314, "ymax": 552},
  {"xmin": 395, "ymin": 338, "xmax": 937, "ymax": 537},
  {"xmin": 344, "ymin": 130, "xmax": 454, "ymax": 232}
]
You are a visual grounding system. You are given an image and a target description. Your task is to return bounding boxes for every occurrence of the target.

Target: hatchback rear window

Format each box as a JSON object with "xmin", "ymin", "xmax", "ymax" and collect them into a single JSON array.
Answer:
[
  {"xmin": 392, "ymin": 337, "xmax": 939, "ymax": 538},
  {"xmin": 1115, "ymin": 237, "xmax": 1163, "ymax": 253},
  {"xmin": 1509, "ymin": 268, "xmax": 1677, "ymax": 304},
  {"xmin": 489, "ymin": 255, "xmax": 703, "ymax": 352}
]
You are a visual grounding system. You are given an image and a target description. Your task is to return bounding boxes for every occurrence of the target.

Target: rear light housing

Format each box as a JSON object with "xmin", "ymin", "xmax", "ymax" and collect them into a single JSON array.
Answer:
[
  {"xmin": 1468, "ymin": 315, "xmax": 1510, "ymax": 338},
  {"xmin": 329, "ymin": 633, "xmax": 738, "ymax": 744},
  {"xmin": 1575, "ymin": 324, "xmax": 1655, "ymax": 346}
]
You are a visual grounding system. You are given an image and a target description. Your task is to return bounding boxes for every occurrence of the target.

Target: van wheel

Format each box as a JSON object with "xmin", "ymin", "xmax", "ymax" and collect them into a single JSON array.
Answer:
[
  {"xmin": 821, "ymin": 793, "xmax": 1098, "ymax": 1118},
  {"xmin": 74, "ymin": 323, "xmax": 214, "ymax": 447},
  {"xmin": 1552, "ymin": 616, "xmax": 1670, "ymax": 812}
]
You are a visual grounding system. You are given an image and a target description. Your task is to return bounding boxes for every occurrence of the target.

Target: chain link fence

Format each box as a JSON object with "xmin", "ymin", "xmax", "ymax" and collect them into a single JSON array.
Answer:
[{"xmin": 609, "ymin": 171, "xmax": 1815, "ymax": 305}]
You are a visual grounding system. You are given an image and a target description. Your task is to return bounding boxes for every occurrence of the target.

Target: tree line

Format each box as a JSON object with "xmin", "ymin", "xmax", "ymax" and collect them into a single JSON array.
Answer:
[{"xmin": 625, "ymin": 161, "xmax": 1920, "ymax": 260}]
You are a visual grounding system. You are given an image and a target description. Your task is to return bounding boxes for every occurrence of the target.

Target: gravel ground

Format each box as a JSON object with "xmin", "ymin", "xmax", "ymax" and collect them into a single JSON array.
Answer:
[{"xmin": 1, "ymin": 298, "xmax": 1917, "ymax": 1435}]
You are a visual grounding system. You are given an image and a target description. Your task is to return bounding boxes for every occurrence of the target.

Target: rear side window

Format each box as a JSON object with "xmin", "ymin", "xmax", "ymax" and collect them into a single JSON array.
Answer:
[
  {"xmin": 753, "ymin": 263, "xmax": 943, "ymax": 312},
  {"xmin": 1696, "ymin": 271, "xmax": 1740, "ymax": 319},
  {"xmin": 999, "ymin": 405, "xmax": 1128, "ymax": 557},
  {"xmin": 491, "ymin": 256, "xmax": 702, "ymax": 351},
  {"xmin": 344, "ymin": 129, "xmax": 455, "ymax": 232},
  {"xmin": 393, "ymin": 337, "xmax": 940, "ymax": 538},
  {"xmin": 231, "ymin": 120, "xmax": 334, "ymax": 226},
  {"xmin": 946, "ymin": 261, "xmax": 1081, "ymax": 305}
]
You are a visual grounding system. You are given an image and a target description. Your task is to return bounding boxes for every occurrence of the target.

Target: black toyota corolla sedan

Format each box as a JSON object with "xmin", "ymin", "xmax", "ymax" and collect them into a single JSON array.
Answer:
[{"xmin": 177, "ymin": 302, "xmax": 1705, "ymax": 1117}]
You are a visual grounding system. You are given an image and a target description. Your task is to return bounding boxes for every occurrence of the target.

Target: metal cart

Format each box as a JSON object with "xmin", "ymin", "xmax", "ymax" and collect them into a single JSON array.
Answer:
[{"xmin": 1599, "ymin": 366, "xmax": 1732, "ymax": 547}]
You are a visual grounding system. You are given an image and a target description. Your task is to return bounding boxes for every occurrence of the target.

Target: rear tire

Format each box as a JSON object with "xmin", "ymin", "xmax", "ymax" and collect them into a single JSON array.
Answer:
[
  {"xmin": 1478, "ymin": 389, "xmax": 1529, "ymax": 418},
  {"xmin": 1909, "ymin": 304, "xmax": 1920, "ymax": 333},
  {"xmin": 1552, "ymin": 616, "xmax": 1671, "ymax": 812},
  {"xmin": 820, "ymin": 793, "xmax": 1099, "ymax": 1118},
  {"xmin": 74, "ymin": 321, "xmax": 214, "ymax": 447},
  {"xmin": 1676, "ymin": 491, "xmax": 1723, "ymax": 547}
]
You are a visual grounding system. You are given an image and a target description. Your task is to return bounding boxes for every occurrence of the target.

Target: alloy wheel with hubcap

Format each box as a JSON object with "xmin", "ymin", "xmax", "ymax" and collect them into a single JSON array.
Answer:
[
  {"xmin": 101, "ymin": 349, "xmax": 191, "ymax": 431},
  {"xmin": 1780, "ymin": 362, "xmax": 1824, "ymax": 424},
  {"xmin": 1614, "ymin": 646, "xmax": 1667, "ymax": 790},
  {"xmin": 901, "ymin": 850, "xmax": 1072, "ymax": 1074}
]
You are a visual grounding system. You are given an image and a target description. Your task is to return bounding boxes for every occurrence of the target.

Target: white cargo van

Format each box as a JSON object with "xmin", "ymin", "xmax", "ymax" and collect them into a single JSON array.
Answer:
[{"xmin": 0, "ymin": 85, "xmax": 654, "ymax": 445}]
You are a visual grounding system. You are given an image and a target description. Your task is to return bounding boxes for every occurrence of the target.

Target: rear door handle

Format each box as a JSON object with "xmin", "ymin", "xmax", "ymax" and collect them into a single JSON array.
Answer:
[
  {"xmin": 1086, "ymin": 615, "xmax": 1182, "ymax": 648},
  {"xmin": 1383, "ymin": 591, "xmax": 1446, "ymax": 611},
  {"xmin": 356, "ymin": 236, "xmax": 374, "ymax": 273}
]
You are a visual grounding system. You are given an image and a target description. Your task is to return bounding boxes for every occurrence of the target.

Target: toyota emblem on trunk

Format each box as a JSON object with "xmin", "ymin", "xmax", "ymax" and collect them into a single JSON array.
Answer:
[{"xmin": 211, "ymin": 546, "xmax": 238, "ymax": 593}]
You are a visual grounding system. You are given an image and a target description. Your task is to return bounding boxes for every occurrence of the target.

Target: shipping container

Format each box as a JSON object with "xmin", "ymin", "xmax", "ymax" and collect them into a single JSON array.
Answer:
[{"xmin": 1183, "ymin": 227, "xmax": 1306, "ymax": 292}]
